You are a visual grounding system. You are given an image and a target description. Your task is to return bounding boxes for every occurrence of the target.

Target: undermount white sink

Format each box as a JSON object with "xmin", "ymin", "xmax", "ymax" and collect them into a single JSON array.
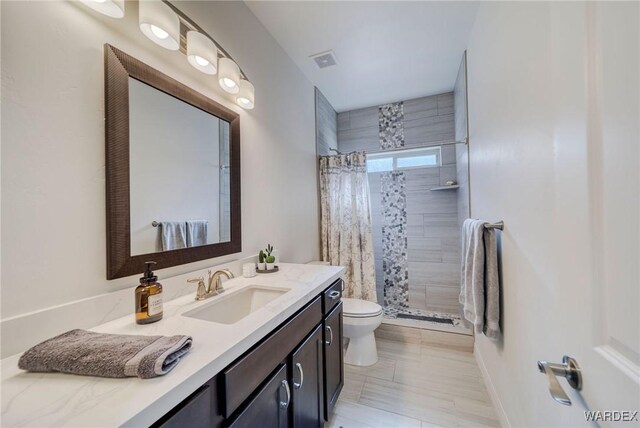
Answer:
[{"xmin": 182, "ymin": 285, "xmax": 291, "ymax": 324}]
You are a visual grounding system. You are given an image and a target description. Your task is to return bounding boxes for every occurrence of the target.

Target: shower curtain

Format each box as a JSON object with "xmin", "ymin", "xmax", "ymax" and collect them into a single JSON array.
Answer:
[{"xmin": 319, "ymin": 152, "xmax": 377, "ymax": 302}]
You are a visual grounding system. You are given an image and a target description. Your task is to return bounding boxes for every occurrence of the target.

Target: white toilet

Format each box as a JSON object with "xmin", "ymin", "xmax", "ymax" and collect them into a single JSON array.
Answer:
[
  {"xmin": 342, "ymin": 298, "xmax": 383, "ymax": 367},
  {"xmin": 305, "ymin": 262, "xmax": 383, "ymax": 366}
]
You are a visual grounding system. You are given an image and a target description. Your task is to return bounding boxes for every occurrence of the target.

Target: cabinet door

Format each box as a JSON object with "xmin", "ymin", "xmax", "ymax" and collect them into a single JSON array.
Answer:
[
  {"xmin": 152, "ymin": 385, "xmax": 213, "ymax": 428},
  {"xmin": 323, "ymin": 302, "xmax": 344, "ymax": 420},
  {"xmin": 291, "ymin": 325, "xmax": 324, "ymax": 428},
  {"xmin": 227, "ymin": 364, "xmax": 290, "ymax": 428}
]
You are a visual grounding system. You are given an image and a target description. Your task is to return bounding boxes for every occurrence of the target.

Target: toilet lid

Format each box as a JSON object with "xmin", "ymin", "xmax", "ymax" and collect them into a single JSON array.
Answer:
[{"xmin": 342, "ymin": 298, "xmax": 383, "ymax": 318}]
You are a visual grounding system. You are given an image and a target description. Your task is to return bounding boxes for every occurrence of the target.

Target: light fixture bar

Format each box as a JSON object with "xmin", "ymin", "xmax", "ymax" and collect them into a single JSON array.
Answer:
[{"xmin": 161, "ymin": 0, "xmax": 249, "ymax": 81}]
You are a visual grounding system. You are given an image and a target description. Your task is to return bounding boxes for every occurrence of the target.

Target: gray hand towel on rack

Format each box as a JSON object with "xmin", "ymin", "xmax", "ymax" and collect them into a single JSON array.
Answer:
[
  {"xmin": 483, "ymin": 226, "xmax": 500, "ymax": 340},
  {"xmin": 459, "ymin": 219, "xmax": 500, "ymax": 340},
  {"xmin": 186, "ymin": 220, "xmax": 208, "ymax": 248},
  {"xmin": 18, "ymin": 329, "xmax": 192, "ymax": 379},
  {"xmin": 159, "ymin": 221, "xmax": 187, "ymax": 251}
]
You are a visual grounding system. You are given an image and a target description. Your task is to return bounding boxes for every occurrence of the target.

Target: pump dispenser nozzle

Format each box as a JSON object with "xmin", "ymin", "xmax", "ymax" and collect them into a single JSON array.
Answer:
[{"xmin": 141, "ymin": 261, "xmax": 158, "ymax": 284}]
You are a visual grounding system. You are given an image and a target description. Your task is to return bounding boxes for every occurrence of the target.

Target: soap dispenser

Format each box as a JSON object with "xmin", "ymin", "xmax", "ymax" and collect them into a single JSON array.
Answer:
[{"xmin": 135, "ymin": 261, "xmax": 163, "ymax": 324}]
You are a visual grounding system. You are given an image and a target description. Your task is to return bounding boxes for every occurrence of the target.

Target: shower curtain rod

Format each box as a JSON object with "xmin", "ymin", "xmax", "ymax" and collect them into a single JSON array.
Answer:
[{"xmin": 326, "ymin": 139, "xmax": 467, "ymax": 156}]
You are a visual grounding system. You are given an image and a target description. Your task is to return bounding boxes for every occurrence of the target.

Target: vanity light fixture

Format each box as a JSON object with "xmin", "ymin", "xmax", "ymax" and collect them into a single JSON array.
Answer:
[
  {"xmin": 79, "ymin": 0, "xmax": 124, "ymax": 18},
  {"xmin": 218, "ymin": 57, "xmax": 241, "ymax": 94},
  {"xmin": 186, "ymin": 31, "xmax": 218, "ymax": 75},
  {"xmin": 139, "ymin": 1, "xmax": 180, "ymax": 51},
  {"xmin": 236, "ymin": 80, "xmax": 255, "ymax": 110},
  {"xmin": 94, "ymin": 0, "xmax": 256, "ymax": 107}
]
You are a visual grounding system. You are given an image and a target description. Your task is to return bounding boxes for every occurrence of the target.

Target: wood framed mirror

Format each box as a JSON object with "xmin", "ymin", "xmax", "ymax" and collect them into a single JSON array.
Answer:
[{"xmin": 105, "ymin": 44, "xmax": 241, "ymax": 279}]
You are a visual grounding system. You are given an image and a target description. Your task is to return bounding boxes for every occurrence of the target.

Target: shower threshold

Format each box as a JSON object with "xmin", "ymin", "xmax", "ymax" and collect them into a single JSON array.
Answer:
[{"xmin": 382, "ymin": 307, "xmax": 472, "ymax": 335}]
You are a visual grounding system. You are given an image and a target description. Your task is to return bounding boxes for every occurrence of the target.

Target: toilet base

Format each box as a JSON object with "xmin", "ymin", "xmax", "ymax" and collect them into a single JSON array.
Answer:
[{"xmin": 344, "ymin": 332, "xmax": 378, "ymax": 366}]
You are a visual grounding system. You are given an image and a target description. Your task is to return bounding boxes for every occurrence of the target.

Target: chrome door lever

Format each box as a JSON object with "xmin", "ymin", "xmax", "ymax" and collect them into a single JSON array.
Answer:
[{"xmin": 537, "ymin": 356, "xmax": 582, "ymax": 406}]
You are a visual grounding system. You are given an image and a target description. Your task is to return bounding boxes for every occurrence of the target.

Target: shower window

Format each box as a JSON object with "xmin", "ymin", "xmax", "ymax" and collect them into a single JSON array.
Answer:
[{"xmin": 366, "ymin": 146, "xmax": 441, "ymax": 173}]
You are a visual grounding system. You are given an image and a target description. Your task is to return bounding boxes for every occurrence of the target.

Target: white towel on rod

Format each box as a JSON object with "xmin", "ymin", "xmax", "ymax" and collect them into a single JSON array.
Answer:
[
  {"xmin": 186, "ymin": 220, "xmax": 208, "ymax": 248},
  {"xmin": 158, "ymin": 222, "xmax": 187, "ymax": 251},
  {"xmin": 459, "ymin": 219, "xmax": 500, "ymax": 340}
]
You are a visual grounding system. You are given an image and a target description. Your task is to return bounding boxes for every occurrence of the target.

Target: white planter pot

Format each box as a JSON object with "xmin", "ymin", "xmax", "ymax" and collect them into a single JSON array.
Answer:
[
  {"xmin": 266, "ymin": 262, "xmax": 275, "ymax": 271},
  {"xmin": 257, "ymin": 262, "xmax": 266, "ymax": 271}
]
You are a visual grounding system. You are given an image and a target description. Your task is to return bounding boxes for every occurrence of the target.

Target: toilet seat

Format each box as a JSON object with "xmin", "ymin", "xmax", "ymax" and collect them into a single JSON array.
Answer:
[{"xmin": 342, "ymin": 298, "xmax": 383, "ymax": 318}]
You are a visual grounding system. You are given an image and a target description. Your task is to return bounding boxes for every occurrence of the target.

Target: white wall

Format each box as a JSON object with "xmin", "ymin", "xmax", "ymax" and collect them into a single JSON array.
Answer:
[
  {"xmin": 1, "ymin": 1, "xmax": 319, "ymax": 320},
  {"xmin": 467, "ymin": 2, "xmax": 638, "ymax": 426},
  {"xmin": 129, "ymin": 77, "xmax": 221, "ymax": 254}
]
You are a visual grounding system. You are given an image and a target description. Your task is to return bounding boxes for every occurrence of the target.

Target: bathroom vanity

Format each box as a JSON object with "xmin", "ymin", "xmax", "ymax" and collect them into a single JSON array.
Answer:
[
  {"xmin": 153, "ymin": 278, "xmax": 344, "ymax": 428},
  {"xmin": 0, "ymin": 264, "xmax": 345, "ymax": 427}
]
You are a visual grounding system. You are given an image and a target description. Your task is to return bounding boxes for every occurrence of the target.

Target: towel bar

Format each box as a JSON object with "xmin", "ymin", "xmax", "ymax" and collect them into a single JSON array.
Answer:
[
  {"xmin": 484, "ymin": 221, "xmax": 504, "ymax": 230},
  {"xmin": 151, "ymin": 221, "xmax": 160, "ymax": 227}
]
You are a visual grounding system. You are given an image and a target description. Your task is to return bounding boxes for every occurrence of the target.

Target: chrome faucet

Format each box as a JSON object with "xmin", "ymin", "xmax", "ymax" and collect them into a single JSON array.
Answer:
[{"xmin": 188, "ymin": 269, "xmax": 234, "ymax": 301}]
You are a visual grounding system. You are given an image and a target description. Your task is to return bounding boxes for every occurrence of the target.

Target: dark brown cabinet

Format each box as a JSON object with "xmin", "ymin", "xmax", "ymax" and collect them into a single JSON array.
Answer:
[
  {"xmin": 291, "ymin": 325, "xmax": 325, "ymax": 428},
  {"xmin": 153, "ymin": 279, "xmax": 343, "ymax": 428},
  {"xmin": 323, "ymin": 302, "xmax": 344, "ymax": 419},
  {"xmin": 221, "ymin": 297, "xmax": 322, "ymax": 418}
]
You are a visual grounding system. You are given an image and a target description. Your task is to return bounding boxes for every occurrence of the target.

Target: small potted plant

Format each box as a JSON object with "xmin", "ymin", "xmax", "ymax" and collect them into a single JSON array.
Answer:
[
  {"xmin": 258, "ymin": 250, "xmax": 266, "ymax": 271},
  {"xmin": 265, "ymin": 244, "xmax": 276, "ymax": 270}
]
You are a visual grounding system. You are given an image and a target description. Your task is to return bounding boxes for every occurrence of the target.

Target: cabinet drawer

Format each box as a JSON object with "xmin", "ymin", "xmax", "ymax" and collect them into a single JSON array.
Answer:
[
  {"xmin": 322, "ymin": 279, "xmax": 343, "ymax": 315},
  {"xmin": 221, "ymin": 296, "xmax": 322, "ymax": 418}
]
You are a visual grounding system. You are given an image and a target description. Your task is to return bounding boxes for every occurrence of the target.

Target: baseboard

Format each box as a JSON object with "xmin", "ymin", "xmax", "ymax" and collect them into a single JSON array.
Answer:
[{"xmin": 474, "ymin": 343, "xmax": 511, "ymax": 428}]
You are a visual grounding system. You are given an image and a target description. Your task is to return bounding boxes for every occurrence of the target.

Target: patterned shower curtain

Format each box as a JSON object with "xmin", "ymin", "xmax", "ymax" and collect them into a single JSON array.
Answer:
[{"xmin": 319, "ymin": 152, "xmax": 377, "ymax": 302}]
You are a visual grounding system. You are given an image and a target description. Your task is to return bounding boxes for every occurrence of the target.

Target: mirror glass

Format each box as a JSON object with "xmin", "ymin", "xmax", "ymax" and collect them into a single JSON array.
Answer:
[{"xmin": 128, "ymin": 77, "xmax": 231, "ymax": 256}]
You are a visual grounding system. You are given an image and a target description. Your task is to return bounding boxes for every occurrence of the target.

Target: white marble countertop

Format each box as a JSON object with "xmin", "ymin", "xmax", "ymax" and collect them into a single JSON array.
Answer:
[{"xmin": 1, "ymin": 263, "xmax": 344, "ymax": 427}]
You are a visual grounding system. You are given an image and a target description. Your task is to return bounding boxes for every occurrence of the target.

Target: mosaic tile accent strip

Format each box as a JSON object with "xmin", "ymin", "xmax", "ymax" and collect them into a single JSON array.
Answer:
[
  {"xmin": 396, "ymin": 313, "xmax": 454, "ymax": 325},
  {"xmin": 379, "ymin": 102, "xmax": 405, "ymax": 149},
  {"xmin": 381, "ymin": 171, "xmax": 409, "ymax": 308},
  {"xmin": 383, "ymin": 306, "xmax": 465, "ymax": 329}
]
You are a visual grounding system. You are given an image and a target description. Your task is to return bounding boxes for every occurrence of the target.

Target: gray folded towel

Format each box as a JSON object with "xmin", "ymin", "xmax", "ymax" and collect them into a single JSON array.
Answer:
[
  {"xmin": 18, "ymin": 329, "xmax": 192, "ymax": 379},
  {"xmin": 186, "ymin": 220, "xmax": 208, "ymax": 248}
]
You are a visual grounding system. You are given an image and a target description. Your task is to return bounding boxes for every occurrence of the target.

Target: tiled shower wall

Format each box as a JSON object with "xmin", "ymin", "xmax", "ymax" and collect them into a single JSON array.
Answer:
[
  {"xmin": 338, "ymin": 92, "xmax": 464, "ymax": 314},
  {"xmin": 315, "ymin": 88, "xmax": 338, "ymax": 156}
]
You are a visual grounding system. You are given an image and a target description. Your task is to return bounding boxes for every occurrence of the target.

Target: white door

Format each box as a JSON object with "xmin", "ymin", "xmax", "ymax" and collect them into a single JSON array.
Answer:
[{"xmin": 552, "ymin": 1, "xmax": 639, "ymax": 423}]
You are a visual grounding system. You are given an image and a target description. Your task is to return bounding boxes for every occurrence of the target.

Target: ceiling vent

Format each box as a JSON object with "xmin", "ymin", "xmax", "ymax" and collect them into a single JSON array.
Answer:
[{"xmin": 310, "ymin": 50, "xmax": 337, "ymax": 69}]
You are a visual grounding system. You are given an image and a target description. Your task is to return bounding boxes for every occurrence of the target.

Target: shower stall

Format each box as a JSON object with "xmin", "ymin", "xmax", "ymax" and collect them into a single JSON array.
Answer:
[
  {"xmin": 333, "ymin": 92, "xmax": 471, "ymax": 334},
  {"xmin": 367, "ymin": 142, "xmax": 470, "ymax": 334}
]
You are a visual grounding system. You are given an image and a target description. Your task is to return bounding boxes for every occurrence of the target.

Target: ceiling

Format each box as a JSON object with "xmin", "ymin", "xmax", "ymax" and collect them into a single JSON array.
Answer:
[{"xmin": 245, "ymin": 1, "xmax": 479, "ymax": 112}]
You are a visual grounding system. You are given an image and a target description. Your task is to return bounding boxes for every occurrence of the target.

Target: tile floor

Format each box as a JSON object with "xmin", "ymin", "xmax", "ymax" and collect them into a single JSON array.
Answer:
[{"xmin": 327, "ymin": 325, "xmax": 500, "ymax": 427}]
